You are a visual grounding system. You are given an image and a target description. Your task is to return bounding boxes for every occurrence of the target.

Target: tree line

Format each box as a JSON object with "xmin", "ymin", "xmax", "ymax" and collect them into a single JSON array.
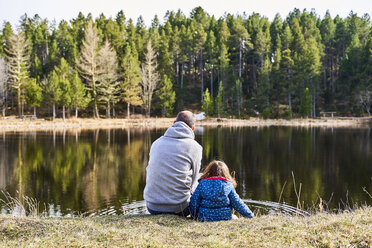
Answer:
[{"xmin": 0, "ymin": 7, "xmax": 371, "ymax": 119}]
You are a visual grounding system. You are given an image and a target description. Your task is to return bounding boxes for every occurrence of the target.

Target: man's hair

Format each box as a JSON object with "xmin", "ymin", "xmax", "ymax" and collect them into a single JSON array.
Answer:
[{"xmin": 175, "ymin": 111, "xmax": 196, "ymax": 128}]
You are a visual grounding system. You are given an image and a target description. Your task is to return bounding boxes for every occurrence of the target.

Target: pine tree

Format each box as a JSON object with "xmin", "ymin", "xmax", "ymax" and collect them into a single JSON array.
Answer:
[
  {"xmin": 42, "ymin": 74, "xmax": 61, "ymax": 120},
  {"xmin": 229, "ymin": 16, "xmax": 251, "ymax": 78},
  {"xmin": 218, "ymin": 21, "xmax": 230, "ymax": 85},
  {"xmin": 256, "ymin": 57, "xmax": 272, "ymax": 112},
  {"xmin": 97, "ymin": 40, "xmax": 120, "ymax": 118},
  {"xmin": 235, "ymin": 78, "xmax": 243, "ymax": 117},
  {"xmin": 219, "ymin": 43, "xmax": 230, "ymax": 86},
  {"xmin": 216, "ymin": 81, "xmax": 224, "ymax": 117},
  {"xmin": 201, "ymin": 88, "xmax": 213, "ymax": 116},
  {"xmin": 4, "ymin": 30, "xmax": 31, "ymax": 117},
  {"xmin": 78, "ymin": 20, "xmax": 102, "ymax": 118},
  {"xmin": 193, "ymin": 22, "xmax": 207, "ymax": 101},
  {"xmin": 121, "ymin": 43, "xmax": 142, "ymax": 118},
  {"xmin": 24, "ymin": 78, "xmax": 42, "ymax": 117},
  {"xmin": 158, "ymin": 75, "xmax": 176, "ymax": 117},
  {"xmin": 205, "ymin": 29, "xmax": 217, "ymax": 96},
  {"xmin": 141, "ymin": 40, "xmax": 160, "ymax": 117},
  {"xmin": 56, "ymin": 20, "xmax": 78, "ymax": 66},
  {"xmin": 299, "ymin": 88, "xmax": 312, "ymax": 117},
  {"xmin": 69, "ymin": 72, "xmax": 90, "ymax": 118},
  {"xmin": 49, "ymin": 58, "xmax": 71, "ymax": 120}
]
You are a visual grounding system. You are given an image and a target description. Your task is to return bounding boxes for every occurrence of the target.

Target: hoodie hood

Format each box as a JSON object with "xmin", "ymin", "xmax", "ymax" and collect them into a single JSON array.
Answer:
[{"xmin": 164, "ymin": 121, "xmax": 195, "ymax": 139}]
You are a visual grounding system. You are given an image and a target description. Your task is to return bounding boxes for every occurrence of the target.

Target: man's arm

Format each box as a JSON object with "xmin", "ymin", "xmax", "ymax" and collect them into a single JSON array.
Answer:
[{"xmin": 190, "ymin": 145, "xmax": 202, "ymax": 194}]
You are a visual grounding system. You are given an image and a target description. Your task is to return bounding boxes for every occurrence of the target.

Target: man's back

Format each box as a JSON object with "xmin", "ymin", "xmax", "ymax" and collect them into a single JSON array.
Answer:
[{"xmin": 144, "ymin": 121, "xmax": 203, "ymax": 213}]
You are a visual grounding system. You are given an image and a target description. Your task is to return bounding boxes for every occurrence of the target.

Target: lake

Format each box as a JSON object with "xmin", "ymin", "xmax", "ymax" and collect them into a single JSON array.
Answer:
[{"xmin": 0, "ymin": 126, "xmax": 371, "ymax": 216}]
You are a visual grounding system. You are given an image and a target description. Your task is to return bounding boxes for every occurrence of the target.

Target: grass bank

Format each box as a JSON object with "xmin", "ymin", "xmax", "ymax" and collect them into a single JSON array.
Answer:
[
  {"xmin": 0, "ymin": 207, "xmax": 371, "ymax": 247},
  {"xmin": 0, "ymin": 117, "xmax": 370, "ymax": 132}
]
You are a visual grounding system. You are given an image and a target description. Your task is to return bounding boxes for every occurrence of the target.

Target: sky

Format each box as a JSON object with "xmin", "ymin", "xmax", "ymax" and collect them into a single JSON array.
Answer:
[{"xmin": 1, "ymin": 0, "xmax": 371, "ymax": 27}]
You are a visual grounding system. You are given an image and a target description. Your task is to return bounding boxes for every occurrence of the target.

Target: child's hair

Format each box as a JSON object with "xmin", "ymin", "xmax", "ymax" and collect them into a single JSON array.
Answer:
[{"xmin": 199, "ymin": 160, "xmax": 237, "ymax": 187}]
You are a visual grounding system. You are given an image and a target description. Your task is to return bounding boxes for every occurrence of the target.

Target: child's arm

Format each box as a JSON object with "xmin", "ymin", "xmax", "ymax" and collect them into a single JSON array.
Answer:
[
  {"xmin": 189, "ymin": 184, "xmax": 202, "ymax": 219},
  {"xmin": 228, "ymin": 187, "xmax": 254, "ymax": 218}
]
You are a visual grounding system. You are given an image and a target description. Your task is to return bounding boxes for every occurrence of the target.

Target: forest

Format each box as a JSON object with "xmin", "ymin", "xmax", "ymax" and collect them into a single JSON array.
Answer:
[{"xmin": 0, "ymin": 7, "xmax": 371, "ymax": 119}]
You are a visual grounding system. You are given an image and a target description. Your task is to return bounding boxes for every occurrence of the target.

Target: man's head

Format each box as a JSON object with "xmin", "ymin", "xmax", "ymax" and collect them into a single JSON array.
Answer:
[{"xmin": 175, "ymin": 111, "xmax": 196, "ymax": 130}]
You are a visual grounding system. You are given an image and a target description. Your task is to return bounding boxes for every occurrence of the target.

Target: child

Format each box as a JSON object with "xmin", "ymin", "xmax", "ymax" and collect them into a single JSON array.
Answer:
[{"xmin": 190, "ymin": 160, "xmax": 254, "ymax": 221}]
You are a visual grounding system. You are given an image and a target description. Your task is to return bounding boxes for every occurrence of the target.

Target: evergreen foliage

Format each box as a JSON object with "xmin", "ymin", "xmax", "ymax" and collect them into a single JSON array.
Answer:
[
  {"xmin": 299, "ymin": 88, "xmax": 312, "ymax": 117},
  {"xmin": 201, "ymin": 88, "xmax": 213, "ymax": 116},
  {"xmin": 0, "ymin": 9, "xmax": 371, "ymax": 118},
  {"xmin": 24, "ymin": 78, "xmax": 42, "ymax": 116},
  {"xmin": 216, "ymin": 81, "xmax": 224, "ymax": 117},
  {"xmin": 158, "ymin": 75, "xmax": 176, "ymax": 117},
  {"xmin": 121, "ymin": 43, "xmax": 142, "ymax": 118}
]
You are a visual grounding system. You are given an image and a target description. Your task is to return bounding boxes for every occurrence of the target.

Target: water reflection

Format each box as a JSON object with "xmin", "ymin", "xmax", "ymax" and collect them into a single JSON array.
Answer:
[
  {"xmin": 200, "ymin": 126, "xmax": 372, "ymax": 210},
  {"xmin": 0, "ymin": 126, "xmax": 371, "ymax": 216}
]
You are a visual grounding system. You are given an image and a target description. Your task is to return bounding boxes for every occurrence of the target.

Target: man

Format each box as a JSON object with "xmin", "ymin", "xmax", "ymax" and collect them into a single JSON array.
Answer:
[{"xmin": 144, "ymin": 111, "xmax": 203, "ymax": 216}]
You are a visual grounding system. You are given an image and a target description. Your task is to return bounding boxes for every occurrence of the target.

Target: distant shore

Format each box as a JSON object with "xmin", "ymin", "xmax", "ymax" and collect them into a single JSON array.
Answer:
[{"xmin": 0, "ymin": 116, "xmax": 370, "ymax": 132}]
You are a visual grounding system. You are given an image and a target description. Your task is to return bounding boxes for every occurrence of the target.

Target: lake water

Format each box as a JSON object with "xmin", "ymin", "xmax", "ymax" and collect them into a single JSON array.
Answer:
[{"xmin": 0, "ymin": 126, "xmax": 371, "ymax": 216}]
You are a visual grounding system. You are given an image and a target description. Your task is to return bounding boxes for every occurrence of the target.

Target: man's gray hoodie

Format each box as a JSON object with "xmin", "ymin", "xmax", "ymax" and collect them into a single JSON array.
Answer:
[{"xmin": 144, "ymin": 121, "xmax": 203, "ymax": 212}]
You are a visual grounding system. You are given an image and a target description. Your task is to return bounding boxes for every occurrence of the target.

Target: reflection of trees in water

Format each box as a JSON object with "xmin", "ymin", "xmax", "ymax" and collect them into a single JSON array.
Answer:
[
  {"xmin": 1, "ymin": 129, "xmax": 153, "ymax": 214},
  {"xmin": 117, "ymin": 129, "xmax": 150, "ymax": 202},
  {"xmin": 200, "ymin": 127, "xmax": 372, "ymax": 208},
  {"xmin": 1, "ymin": 127, "xmax": 370, "ymax": 214}
]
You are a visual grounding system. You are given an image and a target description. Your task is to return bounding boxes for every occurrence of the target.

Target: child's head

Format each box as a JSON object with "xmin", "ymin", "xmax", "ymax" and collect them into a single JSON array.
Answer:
[{"xmin": 199, "ymin": 160, "xmax": 237, "ymax": 187}]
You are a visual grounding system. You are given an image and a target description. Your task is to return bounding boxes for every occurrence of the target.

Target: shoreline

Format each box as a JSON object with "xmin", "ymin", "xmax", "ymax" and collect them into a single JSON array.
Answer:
[
  {"xmin": 0, "ymin": 207, "xmax": 371, "ymax": 247},
  {"xmin": 0, "ymin": 117, "xmax": 371, "ymax": 132}
]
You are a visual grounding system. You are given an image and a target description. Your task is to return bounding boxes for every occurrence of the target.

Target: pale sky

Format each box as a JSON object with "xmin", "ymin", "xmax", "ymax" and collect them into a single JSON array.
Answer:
[{"xmin": 1, "ymin": 0, "xmax": 371, "ymax": 27}]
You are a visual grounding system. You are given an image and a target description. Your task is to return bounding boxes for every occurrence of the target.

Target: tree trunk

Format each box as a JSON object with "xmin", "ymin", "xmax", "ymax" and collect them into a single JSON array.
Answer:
[
  {"xmin": 107, "ymin": 102, "xmax": 111, "ymax": 119},
  {"xmin": 92, "ymin": 78, "xmax": 99, "ymax": 119},
  {"xmin": 94, "ymin": 102, "xmax": 99, "ymax": 118},
  {"xmin": 180, "ymin": 63, "xmax": 184, "ymax": 89},
  {"xmin": 17, "ymin": 88, "xmax": 21, "ymax": 118},
  {"xmin": 62, "ymin": 105, "xmax": 65, "ymax": 121},
  {"xmin": 113, "ymin": 103, "xmax": 116, "ymax": 117},
  {"xmin": 313, "ymin": 94, "xmax": 316, "ymax": 118},
  {"xmin": 239, "ymin": 41, "xmax": 242, "ymax": 78},
  {"xmin": 148, "ymin": 99, "xmax": 152, "ymax": 117},
  {"xmin": 75, "ymin": 108, "xmax": 78, "ymax": 118},
  {"xmin": 53, "ymin": 103, "xmax": 56, "ymax": 120},
  {"xmin": 175, "ymin": 62, "xmax": 179, "ymax": 86},
  {"xmin": 210, "ymin": 62, "xmax": 214, "ymax": 97},
  {"xmin": 127, "ymin": 102, "xmax": 130, "ymax": 119},
  {"xmin": 33, "ymin": 106, "xmax": 36, "ymax": 117},
  {"xmin": 2, "ymin": 106, "xmax": 6, "ymax": 118},
  {"xmin": 200, "ymin": 49, "xmax": 204, "ymax": 102}
]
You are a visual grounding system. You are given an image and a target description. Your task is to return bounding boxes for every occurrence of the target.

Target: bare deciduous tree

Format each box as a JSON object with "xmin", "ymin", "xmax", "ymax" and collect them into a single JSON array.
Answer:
[
  {"xmin": 141, "ymin": 40, "xmax": 160, "ymax": 117},
  {"xmin": 0, "ymin": 57, "xmax": 9, "ymax": 118},
  {"xmin": 78, "ymin": 20, "xmax": 102, "ymax": 118},
  {"xmin": 4, "ymin": 30, "xmax": 30, "ymax": 117},
  {"xmin": 97, "ymin": 40, "xmax": 121, "ymax": 118},
  {"xmin": 357, "ymin": 87, "xmax": 371, "ymax": 116}
]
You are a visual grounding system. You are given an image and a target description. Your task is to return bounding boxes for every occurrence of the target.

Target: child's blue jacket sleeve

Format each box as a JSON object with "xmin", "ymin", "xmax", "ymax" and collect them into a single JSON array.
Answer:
[
  {"xmin": 228, "ymin": 187, "xmax": 254, "ymax": 218},
  {"xmin": 190, "ymin": 184, "xmax": 202, "ymax": 219}
]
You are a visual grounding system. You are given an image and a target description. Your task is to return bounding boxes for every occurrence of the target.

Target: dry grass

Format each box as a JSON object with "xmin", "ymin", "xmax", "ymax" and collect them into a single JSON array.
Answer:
[
  {"xmin": 0, "ymin": 117, "xmax": 370, "ymax": 133},
  {"xmin": 0, "ymin": 118, "xmax": 175, "ymax": 132},
  {"xmin": 0, "ymin": 191, "xmax": 45, "ymax": 217},
  {"xmin": 0, "ymin": 207, "xmax": 371, "ymax": 247}
]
